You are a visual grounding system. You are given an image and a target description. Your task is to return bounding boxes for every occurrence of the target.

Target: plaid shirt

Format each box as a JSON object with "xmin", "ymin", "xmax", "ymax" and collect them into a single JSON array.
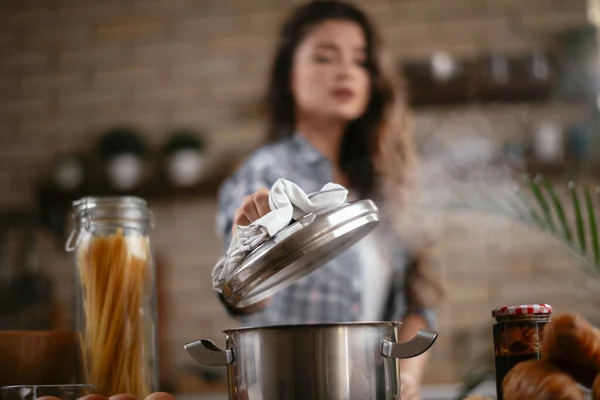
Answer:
[{"xmin": 216, "ymin": 134, "xmax": 437, "ymax": 329}]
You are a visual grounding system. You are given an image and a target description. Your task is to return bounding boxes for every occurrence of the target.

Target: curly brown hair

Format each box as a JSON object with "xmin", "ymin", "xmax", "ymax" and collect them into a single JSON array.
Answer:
[{"xmin": 264, "ymin": 0, "xmax": 443, "ymax": 308}]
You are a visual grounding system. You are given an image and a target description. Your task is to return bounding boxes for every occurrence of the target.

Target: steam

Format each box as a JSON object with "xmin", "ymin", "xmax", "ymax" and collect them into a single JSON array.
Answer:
[
  {"xmin": 409, "ymin": 109, "xmax": 600, "ymax": 303},
  {"xmin": 411, "ymin": 109, "xmax": 535, "ymax": 238}
]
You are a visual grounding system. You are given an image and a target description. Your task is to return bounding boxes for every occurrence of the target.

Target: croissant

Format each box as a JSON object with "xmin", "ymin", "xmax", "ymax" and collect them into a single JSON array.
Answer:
[
  {"xmin": 593, "ymin": 373, "xmax": 600, "ymax": 400},
  {"xmin": 541, "ymin": 313, "xmax": 600, "ymax": 387},
  {"xmin": 502, "ymin": 359, "xmax": 585, "ymax": 400}
]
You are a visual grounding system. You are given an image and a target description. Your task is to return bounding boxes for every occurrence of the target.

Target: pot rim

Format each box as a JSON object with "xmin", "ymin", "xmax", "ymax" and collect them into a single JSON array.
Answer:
[{"xmin": 222, "ymin": 320, "xmax": 401, "ymax": 335}]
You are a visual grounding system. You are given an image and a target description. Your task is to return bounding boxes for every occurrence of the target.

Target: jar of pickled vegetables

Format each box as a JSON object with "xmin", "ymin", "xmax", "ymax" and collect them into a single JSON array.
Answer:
[
  {"xmin": 65, "ymin": 196, "xmax": 158, "ymax": 398},
  {"xmin": 492, "ymin": 303, "xmax": 552, "ymax": 400}
]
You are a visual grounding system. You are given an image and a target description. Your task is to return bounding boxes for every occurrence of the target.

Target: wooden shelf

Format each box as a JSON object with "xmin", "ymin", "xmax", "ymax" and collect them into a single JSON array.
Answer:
[
  {"xmin": 524, "ymin": 158, "xmax": 600, "ymax": 179},
  {"xmin": 401, "ymin": 52, "xmax": 563, "ymax": 108}
]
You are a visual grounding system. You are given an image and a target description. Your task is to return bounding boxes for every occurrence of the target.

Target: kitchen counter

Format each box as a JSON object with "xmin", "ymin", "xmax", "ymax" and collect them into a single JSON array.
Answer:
[{"xmin": 175, "ymin": 380, "xmax": 497, "ymax": 400}]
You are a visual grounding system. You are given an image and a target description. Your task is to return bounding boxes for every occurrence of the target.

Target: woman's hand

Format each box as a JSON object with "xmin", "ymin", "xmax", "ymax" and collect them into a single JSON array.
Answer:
[
  {"xmin": 229, "ymin": 187, "xmax": 272, "ymax": 315},
  {"xmin": 400, "ymin": 372, "xmax": 420, "ymax": 400},
  {"xmin": 232, "ymin": 188, "xmax": 271, "ymax": 233}
]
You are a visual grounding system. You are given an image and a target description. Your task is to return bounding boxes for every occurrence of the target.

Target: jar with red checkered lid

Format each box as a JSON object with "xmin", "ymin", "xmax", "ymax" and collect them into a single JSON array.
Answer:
[{"xmin": 491, "ymin": 303, "xmax": 552, "ymax": 400}]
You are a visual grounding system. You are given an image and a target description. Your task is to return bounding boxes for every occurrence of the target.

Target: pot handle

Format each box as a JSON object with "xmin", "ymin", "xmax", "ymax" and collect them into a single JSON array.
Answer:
[
  {"xmin": 184, "ymin": 339, "xmax": 234, "ymax": 366},
  {"xmin": 381, "ymin": 329, "xmax": 438, "ymax": 359}
]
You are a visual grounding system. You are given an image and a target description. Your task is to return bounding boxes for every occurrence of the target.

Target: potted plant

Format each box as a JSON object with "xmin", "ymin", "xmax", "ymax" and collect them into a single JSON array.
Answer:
[
  {"xmin": 97, "ymin": 126, "xmax": 149, "ymax": 191},
  {"xmin": 162, "ymin": 129, "xmax": 206, "ymax": 187}
]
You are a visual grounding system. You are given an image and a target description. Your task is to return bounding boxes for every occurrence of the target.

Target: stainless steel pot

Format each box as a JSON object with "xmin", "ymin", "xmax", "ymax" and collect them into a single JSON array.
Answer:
[{"xmin": 185, "ymin": 322, "xmax": 438, "ymax": 400}]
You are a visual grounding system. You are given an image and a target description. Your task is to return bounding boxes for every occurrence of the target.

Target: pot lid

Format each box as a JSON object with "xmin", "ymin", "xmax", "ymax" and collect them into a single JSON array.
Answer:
[{"xmin": 221, "ymin": 199, "xmax": 380, "ymax": 308}]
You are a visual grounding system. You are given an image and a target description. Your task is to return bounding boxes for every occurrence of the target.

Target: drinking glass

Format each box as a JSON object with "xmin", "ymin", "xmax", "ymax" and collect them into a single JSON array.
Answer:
[{"xmin": 0, "ymin": 384, "xmax": 95, "ymax": 400}]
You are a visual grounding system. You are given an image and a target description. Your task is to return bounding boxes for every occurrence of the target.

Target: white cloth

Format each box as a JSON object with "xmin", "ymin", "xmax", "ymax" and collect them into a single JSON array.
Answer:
[
  {"xmin": 358, "ymin": 231, "xmax": 394, "ymax": 321},
  {"xmin": 212, "ymin": 178, "xmax": 349, "ymax": 291}
]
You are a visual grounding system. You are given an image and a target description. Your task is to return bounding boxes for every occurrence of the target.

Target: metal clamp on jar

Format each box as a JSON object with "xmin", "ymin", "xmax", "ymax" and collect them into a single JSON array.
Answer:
[{"xmin": 492, "ymin": 303, "xmax": 553, "ymax": 400}]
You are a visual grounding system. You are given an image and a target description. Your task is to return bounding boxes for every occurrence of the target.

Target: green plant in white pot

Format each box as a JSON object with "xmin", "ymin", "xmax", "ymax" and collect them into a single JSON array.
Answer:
[
  {"xmin": 98, "ymin": 126, "xmax": 149, "ymax": 191},
  {"xmin": 163, "ymin": 129, "xmax": 206, "ymax": 187}
]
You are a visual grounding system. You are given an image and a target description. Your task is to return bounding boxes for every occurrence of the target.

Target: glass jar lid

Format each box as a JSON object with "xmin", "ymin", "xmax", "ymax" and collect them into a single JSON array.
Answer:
[
  {"xmin": 72, "ymin": 196, "xmax": 152, "ymax": 223},
  {"xmin": 65, "ymin": 196, "xmax": 154, "ymax": 252}
]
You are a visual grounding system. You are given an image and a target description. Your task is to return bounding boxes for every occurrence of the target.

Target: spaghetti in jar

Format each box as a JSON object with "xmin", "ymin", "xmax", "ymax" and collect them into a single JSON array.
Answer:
[{"xmin": 65, "ymin": 196, "xmax": 158, "ymax": 398}]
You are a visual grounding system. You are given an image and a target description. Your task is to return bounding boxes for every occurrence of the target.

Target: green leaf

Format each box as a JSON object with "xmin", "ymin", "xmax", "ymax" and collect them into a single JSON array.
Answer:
[
  {"xmin": 526, "ymin": 176, "xmax": 556, "ymax": 232},
  {"xmin": 162, "ymin": 129, "xmax": 206, "ymax": 154},
  {"xmin": 591, "ymin": 187, "xmax": 600, "ymax": 267},
  {"xmin": 570, "ymin": 182, "xmax": 586, "ymax": 253},
  {"xmin": 515, "ymin": 186, "xmax": 547, "ymax": 229},
  {"xmin": 98, "ymin": 126, "xmax": 149, "ymax": 158},
  {"xmin": 542, "ymin": 177, "xmax": 572, "ymax": 242}
]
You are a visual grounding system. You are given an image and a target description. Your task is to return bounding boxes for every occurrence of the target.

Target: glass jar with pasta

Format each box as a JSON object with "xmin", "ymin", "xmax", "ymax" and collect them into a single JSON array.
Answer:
[{"xmin": 65, "ymin": 196, "xmax": 158, "ymax": 398}]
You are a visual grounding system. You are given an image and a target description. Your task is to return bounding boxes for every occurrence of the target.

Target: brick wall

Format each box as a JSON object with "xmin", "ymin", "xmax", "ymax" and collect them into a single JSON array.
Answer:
[{"xmin": 0, "ymin": 0, "xmax": 594, "ymax": 388}]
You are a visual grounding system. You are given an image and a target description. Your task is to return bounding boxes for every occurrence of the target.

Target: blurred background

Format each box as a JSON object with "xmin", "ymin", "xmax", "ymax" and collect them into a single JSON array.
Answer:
[{"xmin": 2, "ymin": 0, "xmax": 600, "ymax": 395}]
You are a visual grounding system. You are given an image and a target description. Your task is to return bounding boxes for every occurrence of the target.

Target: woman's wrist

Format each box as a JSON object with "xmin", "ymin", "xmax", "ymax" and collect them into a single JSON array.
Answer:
[
  {"xmin": 399, "ymin": 364, "xmax": 422, "ymax": 385},
  {"xmin": 402, "ymin": 371, "xmax": 420, "ymax": 387}
]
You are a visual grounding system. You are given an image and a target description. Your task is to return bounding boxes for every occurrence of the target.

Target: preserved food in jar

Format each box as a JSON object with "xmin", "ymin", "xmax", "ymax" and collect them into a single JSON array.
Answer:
[
  {"xmin": 492, "ymin": 303, "xmax": 552, "ymax": 400},
  {"xmin": 65, "ymin": 196, "xmax": 158, "ymax": 398}
]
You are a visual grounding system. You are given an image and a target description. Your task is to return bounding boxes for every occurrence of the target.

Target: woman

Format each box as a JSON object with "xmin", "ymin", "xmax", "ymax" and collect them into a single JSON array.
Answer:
[{"xmin": 216, "ymin": 1, "xmax": 442, "ymax": 397}]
